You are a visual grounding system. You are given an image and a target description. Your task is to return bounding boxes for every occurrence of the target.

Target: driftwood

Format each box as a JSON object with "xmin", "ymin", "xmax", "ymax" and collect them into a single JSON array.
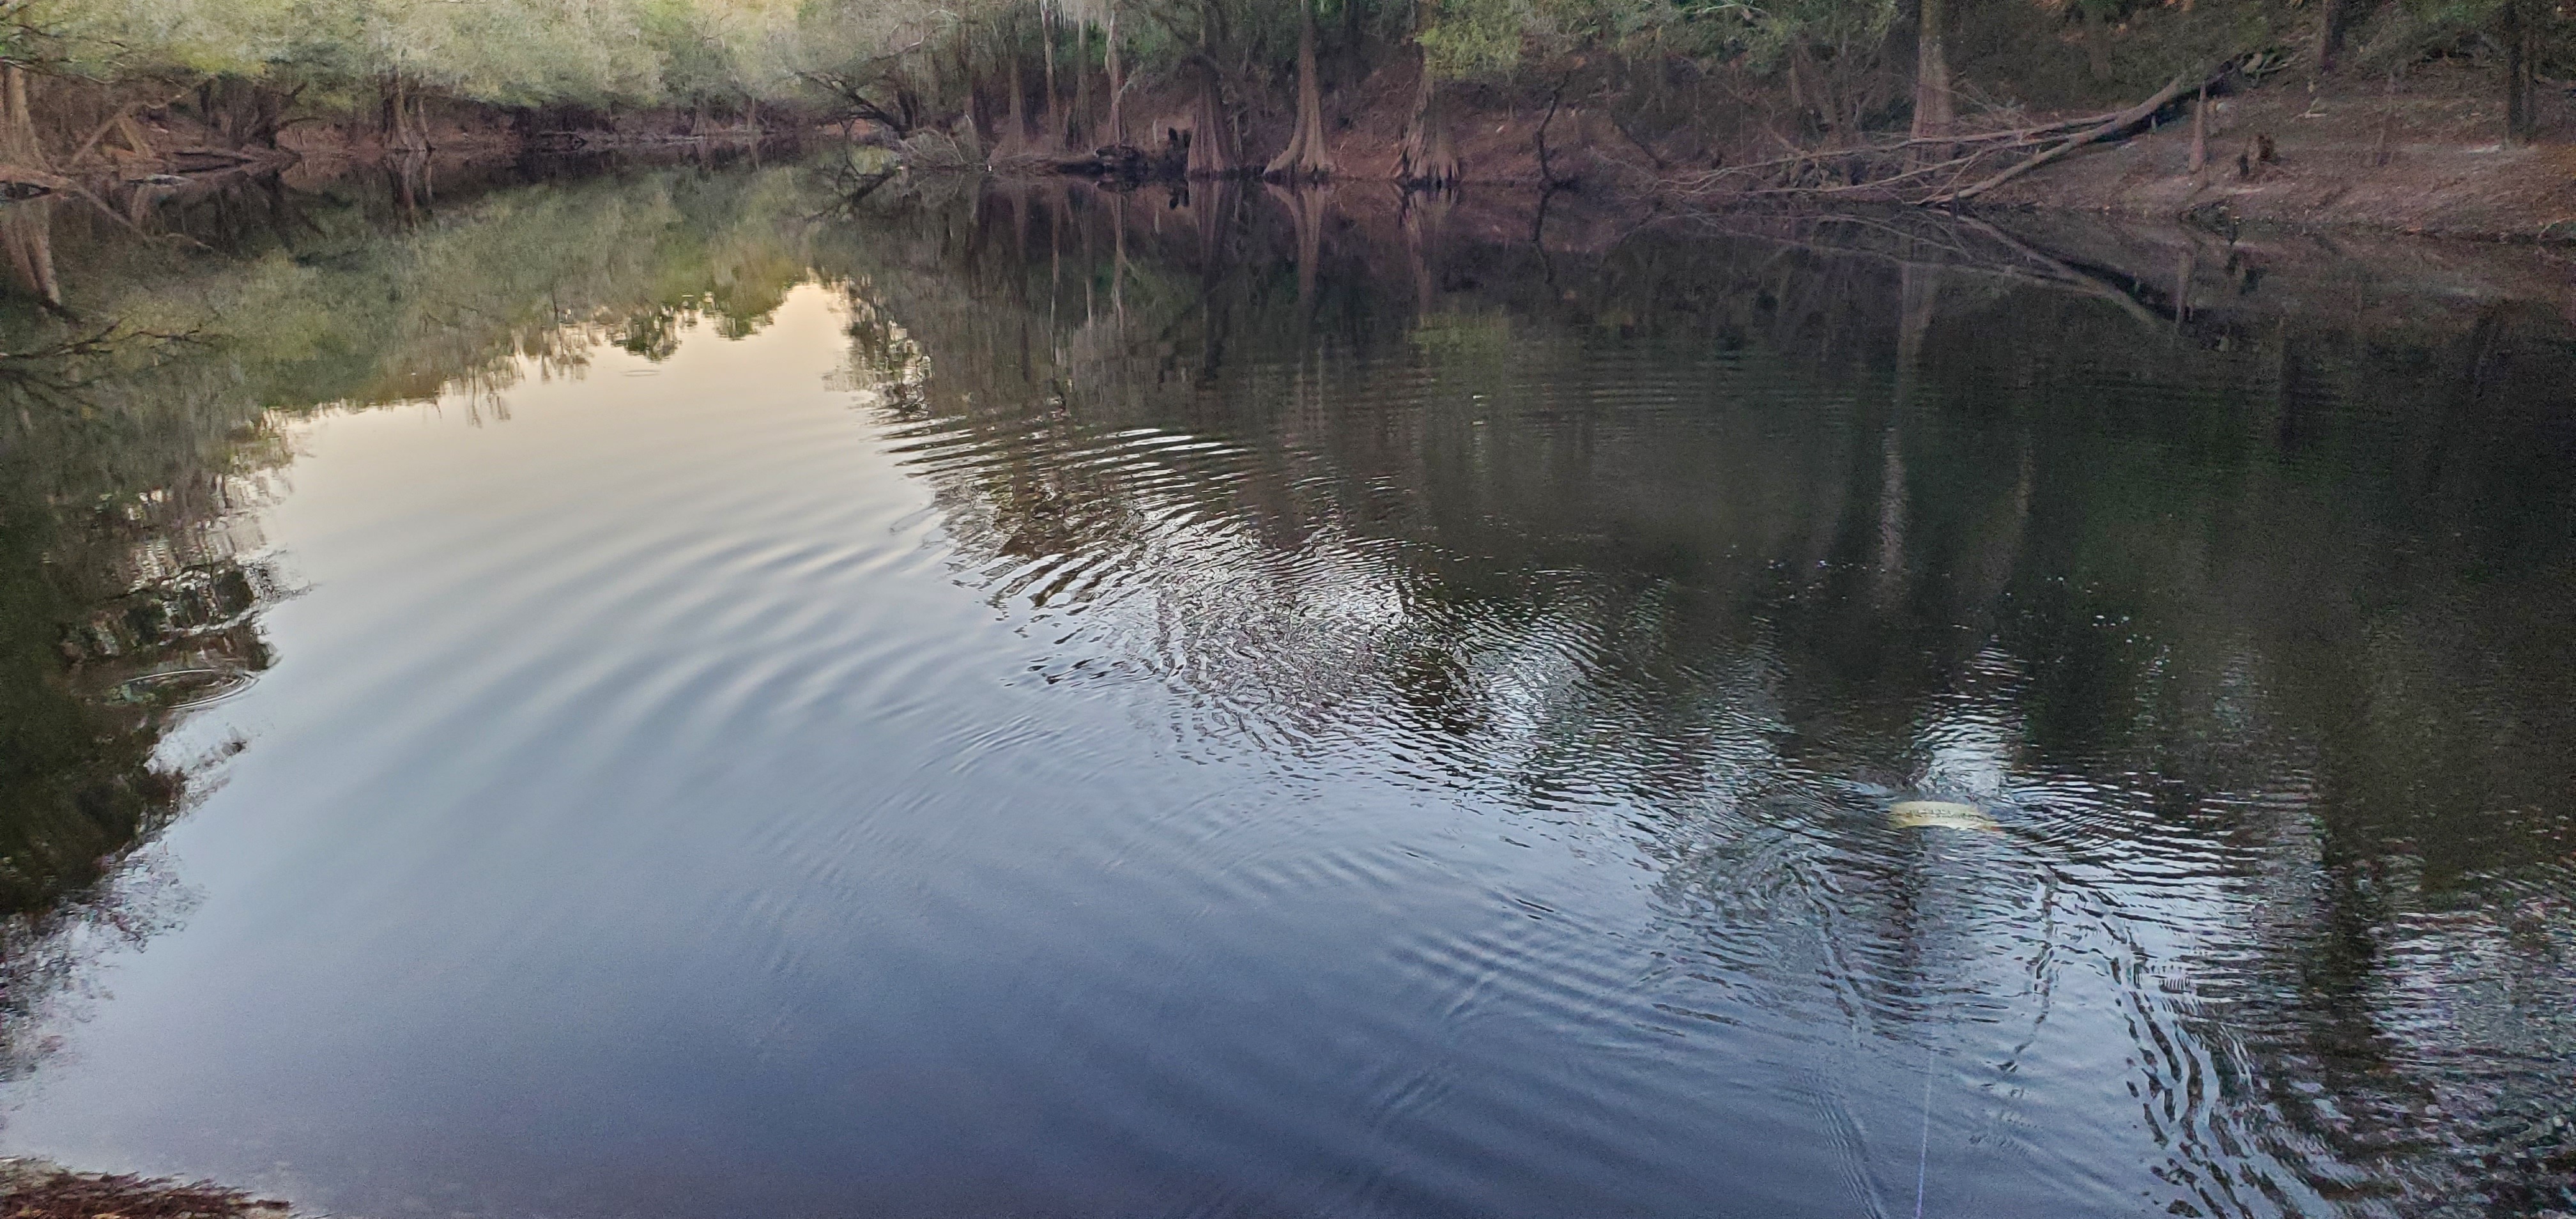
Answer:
[{"xmin": 1670, "ymin": 58, "xmax": 2241, "ymax": 209}]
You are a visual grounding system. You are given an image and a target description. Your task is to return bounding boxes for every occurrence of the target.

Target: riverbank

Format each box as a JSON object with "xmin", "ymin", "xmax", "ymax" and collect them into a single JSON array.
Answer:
[
  {"xmin": 0, "ymin": 1158, "xmax": 291, "ymax": 1218},
  {"xmin": 10, "ymin": 51, "xmax": 2570, "ymax": 245},
  {"xmin": 1016, "ymin": 54, "xmax": 2576, "ymax": 244},
  {"xmin": 1970, "ymin": 59, "xmax": 2576, "ymax": 241}
]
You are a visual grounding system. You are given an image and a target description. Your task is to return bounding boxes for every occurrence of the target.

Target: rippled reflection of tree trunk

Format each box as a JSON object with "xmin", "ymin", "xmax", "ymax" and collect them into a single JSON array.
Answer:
[
  {"xmin": 1, "ymin": 197, "xmax": 62, "ymax": 310},
  {"xmin": 390, "ymin": 152, "xmax": 433, "ymax": 222},
  {"xmin": 1401, "ymin": 190, "xmax": 1449, "ymax": 313},
  {"xmin": 1880, "ymin": 262, "xmax": 1940, "ymax": 595},
  {"xmin": 1048, "ymin": 187, "xmax": 1063, "ymax": 362},
  {"xmin": 1112, "ymin": 190, "xmax": 1128, "ymax": 329},
  {"xmin": 1193, "ymin": 181, "xmax": 1235, "ymax": 386},
  {"xmin": 1269, "ymin": 183, "xmax": 1328, "ymax": 316},
  {"xmin": 1079, "ymin": 188, "xmax": 1096, "ymax": 332},
  {"xmin": 0, "ymin": 65, "xmax": 52, "ymax": 176},
  {"xmin": 2173, "ymin": 246, "xmax": 2195, "ymax": 330},
  {"xmin": 1011, "ymin": 187, "xmax": 1034, "ymax": 385}
]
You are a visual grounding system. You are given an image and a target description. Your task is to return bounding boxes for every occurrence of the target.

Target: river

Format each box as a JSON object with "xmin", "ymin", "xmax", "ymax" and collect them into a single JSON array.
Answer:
[{"xmin": 0, "ymin": 156, "xmax": 2570, "ymax": 1218}]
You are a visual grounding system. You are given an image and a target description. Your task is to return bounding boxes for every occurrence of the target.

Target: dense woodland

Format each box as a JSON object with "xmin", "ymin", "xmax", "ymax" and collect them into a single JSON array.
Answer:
[{"xmin": 0, "ymin": 0, "xmax": 2566, "ymax": 184}]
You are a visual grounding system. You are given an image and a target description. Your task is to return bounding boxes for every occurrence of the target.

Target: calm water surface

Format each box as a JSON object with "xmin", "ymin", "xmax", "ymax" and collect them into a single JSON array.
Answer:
[{"xmin": 0, "ymin": 162, "xmax": 2571, "ymax": 1217}]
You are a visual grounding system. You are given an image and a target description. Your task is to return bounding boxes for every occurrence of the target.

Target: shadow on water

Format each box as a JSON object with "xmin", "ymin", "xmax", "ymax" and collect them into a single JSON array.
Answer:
[{"xmin": 0, "ymin": 155, "xmax": 2569, "ymax": 1215}]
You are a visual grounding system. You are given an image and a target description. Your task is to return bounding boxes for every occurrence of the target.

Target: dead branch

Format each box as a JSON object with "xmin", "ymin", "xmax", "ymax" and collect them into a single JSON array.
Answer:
[
  {"xmin": 1928, "ymin": 68, "xmax": 2215, "ymax": 203},
  {"xmin": 64, "ymin": 87, "xmax": 195, "ymax": 166},
  {"xmin": 1671, "ymin": 114, "xmax": 2099, "ymax": 195},
  {"xmin": 1665, "ymin": 59, "xmax": 2237, "ymax": 210}
]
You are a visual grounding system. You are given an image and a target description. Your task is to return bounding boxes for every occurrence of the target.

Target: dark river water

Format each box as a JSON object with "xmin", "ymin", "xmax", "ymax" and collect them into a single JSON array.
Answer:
[{"xmin": 1, "ymin": 157, "xmax": 2572, "ymax": 1218}]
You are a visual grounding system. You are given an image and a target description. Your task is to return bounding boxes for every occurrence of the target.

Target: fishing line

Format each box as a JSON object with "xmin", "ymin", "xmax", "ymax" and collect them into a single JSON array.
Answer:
[{"xmin": 1913, "ymin": 1039, "xmax": 1935, "ymax": 1219}]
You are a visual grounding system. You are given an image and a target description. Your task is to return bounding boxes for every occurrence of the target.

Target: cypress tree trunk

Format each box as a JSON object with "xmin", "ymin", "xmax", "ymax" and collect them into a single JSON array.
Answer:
[
  {"xmin": 2084, "ymin": 6, "xmax": 2112, "ymax": 82},
  {"xmin": 1396, "ymin": 9, "xmax": 1458, "ymax": 187},
  {"xmin": 1071, "ymin": 19, "xmax": 1092, "ymax": 148},
  {"xmin": 1265, "ymin": 0, "xmax": 1334, "ymax": 181},
  {"xmin": 1043, "ymin": 7, "xmax": 1062, "ymax": 150},
  {"xmin": 1288, "ymin": 182, "xmax": 1323, "ymax": 308},
  {"xmin": 1105, "ymin": 8, "xmax": 1126, "ymax": 146},
  {"xmin": 1397, "ymin": 66, "xmax": 1459, "ymax": 186},
  {"xmin": 1911, "ymin": 0, "xmax": 1954, "ymax": 142},
  {"xmin": 2313, "ymin": 0, "xmax": 2352, "ymax": 75},
  {"xmin": 2503, "ymin": 0, "xmax": 2537, "ymax": 144},
  {"xmin": 1184, "ymin": 3, "xmax": 1236, "ymax": 176},
  {"xmin": 962, "ymin": 40, "xmax": 990, "ymax": 148},
  {"xmin": 1186, "ymin": 60, "xmax": 1236, "ymax": 176},
  {"xmin": 2187, "ymin": 84, "xmax": 2209, "ymax": 172},
  {"xmin": 1004, "ymin": 20, "xmax": 1030, "ymax": 153}
]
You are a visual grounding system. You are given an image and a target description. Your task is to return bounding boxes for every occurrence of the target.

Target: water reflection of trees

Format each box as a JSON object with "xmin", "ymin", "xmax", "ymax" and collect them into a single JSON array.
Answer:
[
  {"xmin": 0, "ymin": 421, "xmax": 254, "ymax": 1082},
  {"xmin": 0, "ymin": 158, "xmax": 831, "ymax": 1081},
  {"xmin": 825, "ymin": 180, "xmax": 2576, "ymax": 1214},
  {"xmin": 0, "ymin": 158, "xmax": 2566, "ymax": 1210}
]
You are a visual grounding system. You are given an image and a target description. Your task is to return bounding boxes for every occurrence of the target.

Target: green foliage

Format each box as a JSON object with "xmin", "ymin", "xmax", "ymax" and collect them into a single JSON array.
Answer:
[
  {"xmin": 18, "ymin": 0, "xmax": 812, "ymax": 110},
  {"xmin": 8, "ymin": 0, "xmax": 2568, "ymax": 153},
  {"xmin": 1410, "ymin": 0, "xmax": 1901, "ymax": 82},
  {"xmin": 1421, "ymin": 0, "xmax": 1533, "ymax": 78}
]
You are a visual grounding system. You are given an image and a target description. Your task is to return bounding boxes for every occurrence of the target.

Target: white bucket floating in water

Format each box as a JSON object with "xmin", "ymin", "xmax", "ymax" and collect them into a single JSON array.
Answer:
[{"xmin": 1887, "ymin": 799, "xmax": 2000, "ymax": 832}]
